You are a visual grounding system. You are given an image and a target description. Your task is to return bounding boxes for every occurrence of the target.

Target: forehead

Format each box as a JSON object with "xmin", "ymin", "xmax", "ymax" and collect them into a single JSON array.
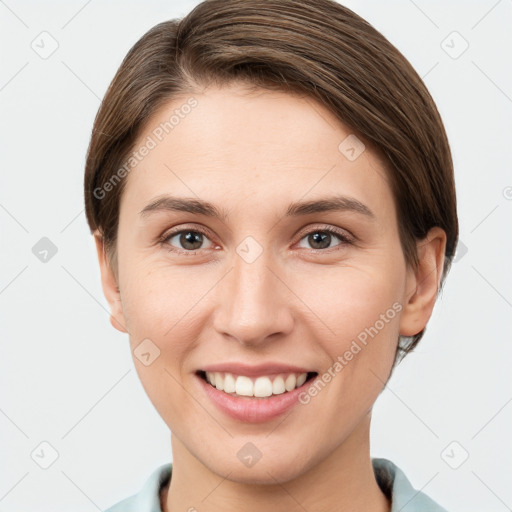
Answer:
[{"xmin": 120, "ymin": 84, "xmax": 395, "ymax": 225}]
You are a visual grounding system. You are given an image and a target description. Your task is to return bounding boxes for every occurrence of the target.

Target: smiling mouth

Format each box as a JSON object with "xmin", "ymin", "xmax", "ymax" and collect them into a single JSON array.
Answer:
[{"xmin": 196, "ymin": 370, "xmax": 318, "ymax": 399}]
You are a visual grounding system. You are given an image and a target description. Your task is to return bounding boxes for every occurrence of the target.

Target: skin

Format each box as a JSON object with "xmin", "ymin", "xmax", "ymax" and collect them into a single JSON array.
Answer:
[{"xmin": 94, "ymin": 83, "xmax": 446, "ymax": 512}]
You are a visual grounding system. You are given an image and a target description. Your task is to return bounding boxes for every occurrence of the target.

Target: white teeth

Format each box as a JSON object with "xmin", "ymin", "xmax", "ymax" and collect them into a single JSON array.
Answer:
[
  {"xmin": 296, "ymin": 373, "xmax": 307, "ymax": 387},
  {"xmin": 204, "ymin": 371, "xmax": 309, "ymax": 398},
  {"xmin": 254, "ymin": 376, "xmax": 273, "ymax": 397},
  {"xmin": 235, "ymin": 376, "xmax": 253, "ymax": 396},
  {"xmin": 272, "ymin": 376, "xmax": 286, "ymax": 395},
  {"xmin": 223, "ymin": 373, "xmax": 236, "ymax": 393},
  {"xmin": 285, "ymin": 374, "xmax": 296, "ymax": 391}
]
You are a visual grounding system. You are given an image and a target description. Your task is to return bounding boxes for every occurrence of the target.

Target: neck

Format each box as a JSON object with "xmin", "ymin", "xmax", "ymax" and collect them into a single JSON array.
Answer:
[{"xmin": 163, "ymin": 413, "xmax": 390, "ymax": 512}]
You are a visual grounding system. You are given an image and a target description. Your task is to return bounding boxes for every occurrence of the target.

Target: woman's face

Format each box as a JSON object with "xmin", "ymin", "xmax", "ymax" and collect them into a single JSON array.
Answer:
[{"xmin": 98, "ymin": 83, "xmax": 434, "ymax": 483}]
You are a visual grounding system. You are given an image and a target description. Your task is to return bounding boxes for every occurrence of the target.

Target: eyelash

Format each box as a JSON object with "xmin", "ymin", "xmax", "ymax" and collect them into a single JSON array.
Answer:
[{"xmin": 157, "ymin": 225, "xmax": 353, "ymax": 255}]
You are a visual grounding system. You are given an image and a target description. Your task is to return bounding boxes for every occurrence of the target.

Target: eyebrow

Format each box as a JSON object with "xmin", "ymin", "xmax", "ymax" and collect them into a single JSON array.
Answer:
[{"xmin": 139, "ymin": 194, "xmax": 375, "ymax": 221}]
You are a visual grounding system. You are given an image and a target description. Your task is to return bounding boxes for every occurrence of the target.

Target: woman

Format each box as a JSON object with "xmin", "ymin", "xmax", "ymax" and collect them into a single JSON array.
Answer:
[{"xmin": 84, "ymin": 0, "xmax": 458, "ymax": 510}]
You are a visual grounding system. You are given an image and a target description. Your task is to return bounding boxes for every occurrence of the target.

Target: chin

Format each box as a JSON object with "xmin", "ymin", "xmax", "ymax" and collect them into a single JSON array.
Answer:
[{"xmin": 206, "ymin": 448, "xmax": 313, "ymax": 485}]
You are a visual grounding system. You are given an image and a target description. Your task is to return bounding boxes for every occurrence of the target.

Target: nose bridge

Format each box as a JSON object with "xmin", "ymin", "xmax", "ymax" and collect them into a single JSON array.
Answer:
[{"xmin": 213, "ymin": 240, "xmax": 293, "ymax": 345}]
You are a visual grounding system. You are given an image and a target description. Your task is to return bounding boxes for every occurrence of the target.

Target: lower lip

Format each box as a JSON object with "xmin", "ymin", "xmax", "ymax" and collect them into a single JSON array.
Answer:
[{"xmin": 196, "ymin": 373, "xmax": 315, "ymax": 423}]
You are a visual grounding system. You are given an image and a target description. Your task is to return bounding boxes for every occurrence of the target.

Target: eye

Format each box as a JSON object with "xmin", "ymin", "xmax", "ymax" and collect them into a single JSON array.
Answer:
[
  {"xmin": 296, "ymin": 227, "xmax": 352, "ymax": 251},
  {"xmin": 158, "ymin": 225, "xmax": 353, "ymax": 255},
  {"xmin": 160, "ymin": 227, "xmax": 215, "ymax": 253}
]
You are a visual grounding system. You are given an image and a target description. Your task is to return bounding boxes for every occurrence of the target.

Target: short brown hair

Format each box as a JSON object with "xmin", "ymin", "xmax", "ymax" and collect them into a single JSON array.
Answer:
[{"xmin": 84, "ymin": 0, "xmax": 459, "ymax": 365}]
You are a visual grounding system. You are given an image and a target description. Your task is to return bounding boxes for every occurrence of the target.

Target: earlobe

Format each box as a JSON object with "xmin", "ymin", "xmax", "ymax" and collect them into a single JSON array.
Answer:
[
  {"xmin": 93, "ymin": 231, "xmax": 129, "ymax": 334},
  {"xmin": 399, "ymin": 227, "xmax": 447, "ymax": 337}
]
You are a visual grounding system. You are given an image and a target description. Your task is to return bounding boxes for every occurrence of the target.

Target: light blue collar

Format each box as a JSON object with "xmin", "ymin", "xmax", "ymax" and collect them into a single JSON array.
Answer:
[{"xmin": 104, "ymin": 458, "xmax": 448, "ymax": 512}]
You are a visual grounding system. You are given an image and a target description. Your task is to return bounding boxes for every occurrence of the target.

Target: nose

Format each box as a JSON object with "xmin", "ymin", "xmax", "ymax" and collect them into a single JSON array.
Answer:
[{"xmin": 212, "ymin": 246, "xmax": 295, "ymax": 347}]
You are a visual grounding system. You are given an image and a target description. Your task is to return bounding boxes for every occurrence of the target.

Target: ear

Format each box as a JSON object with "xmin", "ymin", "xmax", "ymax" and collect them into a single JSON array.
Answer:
[
  {"xmin": 399, "ymin": 226, "xmax": 447, "ymax": 337},
  {"xmin": 93, "ymin": 231, "xmax": 128, "ymax": 334}
]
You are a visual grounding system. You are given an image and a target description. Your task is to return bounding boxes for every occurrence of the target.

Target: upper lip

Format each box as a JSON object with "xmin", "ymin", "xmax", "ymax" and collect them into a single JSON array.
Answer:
[{"xmin": 198, "ymin": 362, "xmax": 315, "ymax": 377}]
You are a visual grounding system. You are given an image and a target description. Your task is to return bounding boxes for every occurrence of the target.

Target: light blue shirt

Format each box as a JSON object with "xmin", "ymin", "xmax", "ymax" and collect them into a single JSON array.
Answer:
[{"xmin": 104, "ymin": 458, "xmax": 448, "ymax": 512}]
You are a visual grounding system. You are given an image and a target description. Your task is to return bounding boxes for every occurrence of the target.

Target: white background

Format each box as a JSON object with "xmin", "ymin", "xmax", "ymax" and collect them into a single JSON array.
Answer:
[{"xmin": 1, "ymin": 1, "xmax": 511, "ymax": 511}]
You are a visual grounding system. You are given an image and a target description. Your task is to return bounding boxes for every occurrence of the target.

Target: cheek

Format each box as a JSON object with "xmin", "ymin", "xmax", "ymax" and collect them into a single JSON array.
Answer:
[
  {"xmin": 289, "ymin": 263, "xmax": 403, "ymax": 403},
  {"xmin": 292, "ymin": 263, "xmax": 403, "ymax": 341},
  {"xmin": 120, "ymin": 258, "xmax": 194, "ymax": 338},
  {"xmin": 119, "ymin": 264, "xmax": 201, "ymax": 425}
]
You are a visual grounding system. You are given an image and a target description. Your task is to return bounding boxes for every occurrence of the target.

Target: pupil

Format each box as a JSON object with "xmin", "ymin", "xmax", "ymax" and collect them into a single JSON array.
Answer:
[
  {"xmin": 310, "ymin": 232, "xmax": 330, "ymax": 249},
  {"xmin": 182, "ymin": 231, "xmax": 202, "ymax": 250}
]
